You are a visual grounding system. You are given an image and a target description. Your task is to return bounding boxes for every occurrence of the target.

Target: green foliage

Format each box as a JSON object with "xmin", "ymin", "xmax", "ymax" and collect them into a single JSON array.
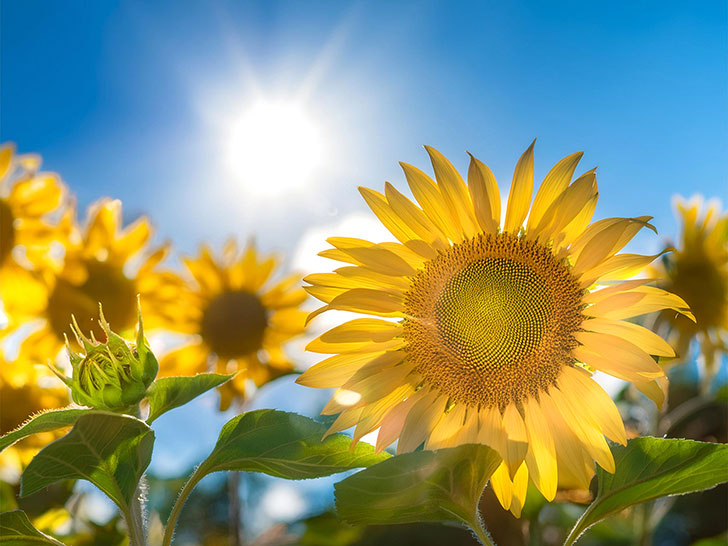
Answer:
[
  {"xmin": 564, "ymin": 437, "xmax": 728, "ymax": 545},
  {"xmin": 20, "ymin": 413, "xmax": 154, "ymax": 517},
  {"xmin": 335, "ymin": 444, "xmax": 500, "ymax": 542},
  {"xmin": 195, "ymin": 409, "xmax": 390, "ymax": 480},
  {"xmin": 145, "ymin": 373, "xmax": 233, "ymax": 424},
  {"xmin": 0, "ymin": 510, "xmax": 66, "ymax": 546},
  {"xmin": 0, "ymin": 409, "xmax": 93, "ymax": 453}
]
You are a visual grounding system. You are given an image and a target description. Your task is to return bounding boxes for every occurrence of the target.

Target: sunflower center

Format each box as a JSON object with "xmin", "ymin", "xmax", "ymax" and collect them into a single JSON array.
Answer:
[
  {"xmin": 671, "ymin": 255, "xmax": 726, "ymax": 330},
  {"xmin": 200, "ymin": 290, "xmax": 268, "ymax": 359},
  {"xmin": 403, "ymin": 232, "xmax": 583, "ymax": 409},
  {"xmin": 48, "ymin": 259, "xmax": 138, "ymax": 343},
  {"xmin": 0, "ymin": 198, "xmax": 15, "ymax": 266}
]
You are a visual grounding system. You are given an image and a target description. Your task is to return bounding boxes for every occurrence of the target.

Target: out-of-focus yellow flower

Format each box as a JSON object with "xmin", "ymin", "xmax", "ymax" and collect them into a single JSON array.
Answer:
[
  {"xmin": 299, "ymin": 143, "xmax": 692, "ymax": 516},
  {"xmin": 0, "ymin": 142, "xmax": 69, "ymax": 273},
  {"xmin": 1, "ymin": 198, "xmax": 178, "ymax": 363},
  {"xmin": 0, "ymin": 355, "xmax": 68, "ymax": 480},
  {"xmin": 652, "ymin": 195, "xmax": 728, "ymax": 386},
  {"xmin": 160, "ymin": 240, "xmax": 307, "ymax": 410}
]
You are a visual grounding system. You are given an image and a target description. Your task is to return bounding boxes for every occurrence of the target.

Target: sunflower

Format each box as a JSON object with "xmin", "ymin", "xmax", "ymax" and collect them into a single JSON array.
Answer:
[
  {"xmin": 0, "ymin": 143, "xmax": 69, "ymax": 273},
  {"xmin": 298, "ymin": 143, "xmax": 692, "ymax": 516},
  {"xmin": 652, "ymin": 195, "xmax": 727, "ymax": 387},
  {"xmin": 2, "ymin": 197, "xmax": 177, "ymax": 363},
  {"xmin": 159, "ymin": 241, "xmax": 308, "ymax": 410},
  {"xmin": 0, "ymin": 354, "xmax": 68, "ymax": 479}
]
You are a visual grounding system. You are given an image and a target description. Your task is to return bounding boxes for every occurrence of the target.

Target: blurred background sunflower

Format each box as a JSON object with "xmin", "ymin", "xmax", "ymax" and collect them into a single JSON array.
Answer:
[
  {"xmin": 159, "ymin": 240, "xmax": 308, "ymax": 410},
  {"xmin": 652, "ymin": 196, "xmax": 728, "ymax": 390}
]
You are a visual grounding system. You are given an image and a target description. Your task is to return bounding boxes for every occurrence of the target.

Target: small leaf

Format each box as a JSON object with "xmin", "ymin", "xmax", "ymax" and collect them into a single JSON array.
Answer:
[
  {"xmin": 0, "ymin": 409, "xmax": 92, "ymax": 453},
  {"xmin": 0, "ymin": 510, "xmax": 67, "ymax": 545},
  {"xmin": 197, "ymin": 409, "xmax": 389, "ymax": 479},
  {"xmin": 565, "ymin": 437, "xmax": 728, "ymax": 545},
  {"xmin": 20, "ymin": 413, "xmax": 154, "ymax": 515},
  {"xmin": 335, "ymin": 444, "xmax": 500, "ymax": 533},
  {"xmin": 146, "ymin": 373, "xmax": 233, "ymax": 424}
]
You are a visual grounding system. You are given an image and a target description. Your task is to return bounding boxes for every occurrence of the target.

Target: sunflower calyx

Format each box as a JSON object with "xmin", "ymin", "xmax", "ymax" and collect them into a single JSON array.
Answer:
[{"xmin": 52, "ymin": 301, "xmax": 158, "ymax": 412}]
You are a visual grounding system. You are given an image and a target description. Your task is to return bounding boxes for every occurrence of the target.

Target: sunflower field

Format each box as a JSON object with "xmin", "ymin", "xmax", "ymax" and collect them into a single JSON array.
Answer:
[{"xmin": 1, "ymin": 3, "xmax": 727, "ymax": 546}]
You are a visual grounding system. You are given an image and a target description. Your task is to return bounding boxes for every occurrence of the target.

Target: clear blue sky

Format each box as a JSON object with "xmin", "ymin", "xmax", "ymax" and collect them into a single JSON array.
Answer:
[{"xmin": 2, "ymin": 0, "xmax": 727, "ymax": 531}]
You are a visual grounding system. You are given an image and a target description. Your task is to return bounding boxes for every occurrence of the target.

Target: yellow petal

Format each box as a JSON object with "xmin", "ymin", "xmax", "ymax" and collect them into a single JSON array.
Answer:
[
  {"xmin": 425, "ymin": 146, "xmax": 478, "ymax": 239},
  {"xmin": 401, "ymin": 161, "xmax": 461, "ymax": 241},
  {"xmin": 527, "ymin": 151, "xmax": 584, "ymax": 231},
  {"xmin": 398, "ymin": 391, "xmax": 446, "ymax": 453},
  {"xmin": 523, "ymin": 397, "xmax": 558, "ymax": 501},
  {"xmin": 320, "ymin": 318, "xmax": 402, "ymax": 344},
  {"xmin": 352, "ymin": 383, "xmax": 414, "ymax": 445},
  {"xmin": 384, "ymin": 182, "xmax": 448, "ymax": 247},
  {"xmin": 359, "ymin": 186, "xmax": 421, "ymax": 244},
  {"xmin": 324, "ymin": 407, "xmax": 363, "ymax": 438},
  {"xmin": 573, "ymin": 344, "xmax": 663, "ymax": 382},
  {"xmin": 502, "ymin": 404, "xmax": 529, "ymax": 476},
  {"xmin": 344, "ymin": 361, "xmax": 415, "ymax": 405},
  {"xmin": 327, "ymin": 288, "xmax": 404, "ymax": 317},
  {"xmin": 581, "ymin": 318, "xmax": 675, "ymax": 357},
  {"xmin": 504, "ymin": 140, "xmax": 535, "ymax": 233},
  {"xmin": 159, "ymin": 341, "xmax": 209, "ymax": 377},
  {"xmin": 634, "ymin": 376, "xmax": 669, "ymax": 410},
  {"xmin": 376, "ymin": 394, "xmax": 421, "ymax": 452},
  {"xmin": 296, "ymin": 351, "xmax": 387, "ymax": 388},
  {"xmin": 549, "ymin": 386, "xmax": 615, "ymax": 473},
  {"xmin": 533, "ymin": 170, "xmax": 597, "ymax": 242},
  {"xmin": 425, "ymin": 403, "xmax": 467, "ymax": 450},
  {"xmin": 490, "ymin": 461, "xmax": 514, "ymax": 511},
  {"xmin": 467, "ymin": 153, "xmax": 501, "ymax": 233},
  {"xmin": 560, "ymin": 366, "xmax": 626, "ymax": 445},
  {"xmin": 335, "ymin": 245, "xmax": 417, "ymax": 277}
]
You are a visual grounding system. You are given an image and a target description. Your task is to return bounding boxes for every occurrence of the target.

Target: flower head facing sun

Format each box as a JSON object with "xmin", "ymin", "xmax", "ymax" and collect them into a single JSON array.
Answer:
[
  {"xmin": 652, "ymin": 196, "xmax": 727, "ymax": 384},
  {"xmin": 1, "ymin": 198, "xmax": 177, "ymax": 363},
  {"xmin": 299, "ymin": 143, "xmax": 692, "ymax": 516},
  {"xmin": 160, "ymin": 241, "xmax": 308, "ymax": 410}
]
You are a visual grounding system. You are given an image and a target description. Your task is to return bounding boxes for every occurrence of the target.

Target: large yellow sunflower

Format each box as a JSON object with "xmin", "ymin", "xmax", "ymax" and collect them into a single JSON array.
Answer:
[
  {"xmin": 159, "ymin": 241, "xmax": 308, "ymax": 410},
  {"xmin": 2, "ymin": 197, "xmax": 177, "ymax": 363},
  {"xmin": 0, "ymin": 143, "xmax": 69, "ymax": 273},
  {"xmin": 652, "ymin": 195, "xmax": 727, "ymax": 386},
  {"xmin": 298, "ymin": 143, "xmax": 692, "ymax": 516}
]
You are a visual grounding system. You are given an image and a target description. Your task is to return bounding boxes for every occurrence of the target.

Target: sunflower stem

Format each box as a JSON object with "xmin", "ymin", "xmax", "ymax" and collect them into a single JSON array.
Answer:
[
  {"xmin": 468, "ymin": 515, "xmax": 497, "ymax": 546},
  {"xmin": 125, "ymin": 485, "xmax": 147, "ymax": 546},
  {"xmin": 162, "ymin": 464, "xmax": 206, "ymax": 546}
]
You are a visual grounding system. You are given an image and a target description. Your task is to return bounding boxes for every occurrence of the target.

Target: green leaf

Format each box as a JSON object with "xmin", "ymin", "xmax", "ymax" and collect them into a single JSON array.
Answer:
[
  {"xmin": 0, "ymin": 409, "xmax": 92, "ymax": 453},
  {"xmin": 0, "ymin": 510, "xmax": 67, "ymax": 545},
  {"xmin": 146, "ymin": 373, "xmax": 233, "ymax": 424},
  {"xmin": 20, "ymin": 413, "xmax": 154, "ymax": 516},
  {"xmin": 334, "ymin": 444, "xmax": 500, "ymax": 541},
  {"xmin": 197, "ymin": 409, "xmax": 389, "ymax": 479},
  {"xmin": 565, "ymin": 437, "xmax": 728, "ymax": 545}
]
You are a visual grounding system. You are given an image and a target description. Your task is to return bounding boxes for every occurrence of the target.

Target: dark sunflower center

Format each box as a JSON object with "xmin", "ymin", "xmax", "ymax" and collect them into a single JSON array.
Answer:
[
  {"xmin": 403, "ymin": 232, "xmax": 583, "ymax": 409},
  {"xmin": 200, "ymin": 290, "xmax": 268, "ymax": 359},
  {"xmin": 671, "ymin": 256, "xmax": 726, "ymax": 330},
  {"xmin": 0, "ymin": 198, "xmax": 15, "ymax": 265},
  {"xmin": 48, "ymin": 259, "xmax": 138, "ymax": 343}
]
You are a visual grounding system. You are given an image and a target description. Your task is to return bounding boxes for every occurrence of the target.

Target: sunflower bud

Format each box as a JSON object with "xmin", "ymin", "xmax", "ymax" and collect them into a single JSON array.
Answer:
[{"xmin": 52, "ymin": 300, "xmax": 158, "ymax": 412}]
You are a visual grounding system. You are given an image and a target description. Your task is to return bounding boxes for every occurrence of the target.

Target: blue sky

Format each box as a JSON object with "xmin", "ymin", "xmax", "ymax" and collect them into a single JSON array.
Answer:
[
  {"xmin": 2, "ymin": 0, "xmax": 727, "ymax": 531},
  {"xmin": 2, "ymin": 0, "xmax": 726, "ymax": 257}
]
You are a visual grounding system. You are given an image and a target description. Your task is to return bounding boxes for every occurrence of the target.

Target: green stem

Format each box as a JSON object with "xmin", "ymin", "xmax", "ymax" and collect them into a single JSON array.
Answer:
[
  {"xmin": 468, "ymin": 515, "xmax": 497, "ymax": 546},
  {"xmin": 125, "ymin": 486, "xmax": 147, "ymax": 546},
  {"xmin": 162, "ymin": 465, "xmax": 206, "ymax": 546}
]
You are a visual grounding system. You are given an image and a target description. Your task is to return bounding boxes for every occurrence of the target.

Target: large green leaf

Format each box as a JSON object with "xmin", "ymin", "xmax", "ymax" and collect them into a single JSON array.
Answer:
[
  {"xmin": 20, "ymin": 413, "xmax": 154, "ymax": 516},
  {"xmin": 334, "ymin": 444, "xmax": 501, "ymax": 541},
  {"xmin": 0, "ymin": 510, "xmax": 66, "ymax": 545},
  {"xmin": 565, "ymin": 437, "xmax": 728, "ymax": 545},
  {"xmin": 196, "ymin": 409, "xmax": 389, "ymax": 479},
  {"xmin": 0, "ymin": 409, "xmax": 92, "ymax": 453},
  {"xmin": 146, "ymin": 373, "xmax": 233, "ymax": 424}
]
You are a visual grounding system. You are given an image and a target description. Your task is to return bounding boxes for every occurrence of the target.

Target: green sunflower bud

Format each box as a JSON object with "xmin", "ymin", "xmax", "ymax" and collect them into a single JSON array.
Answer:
[{"xmin": 51, "ymin": 299, "xmax": 158, "ymax": 412}]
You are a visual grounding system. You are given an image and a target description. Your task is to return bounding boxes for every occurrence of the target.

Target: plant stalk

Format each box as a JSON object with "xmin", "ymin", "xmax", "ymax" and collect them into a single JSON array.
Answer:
[
  {"xmin": 162, "ymin": 465, "xmax": 206, "ymax": 546},
  {"xmin": 126, "ymin": 486, "xmax": 147, "ymax": 546}
]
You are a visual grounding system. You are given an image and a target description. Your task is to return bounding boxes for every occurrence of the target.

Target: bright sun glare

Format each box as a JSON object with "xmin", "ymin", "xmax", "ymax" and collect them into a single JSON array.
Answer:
[{"xmin": 226, "ymin": 100, "xmax": 324, "ymax": 196}]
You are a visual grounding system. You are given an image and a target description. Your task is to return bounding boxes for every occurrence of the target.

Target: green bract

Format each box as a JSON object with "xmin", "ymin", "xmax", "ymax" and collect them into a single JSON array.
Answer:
[{"xmin": 51, "ymin": 301, "xmax": 158, "ymax": 412}]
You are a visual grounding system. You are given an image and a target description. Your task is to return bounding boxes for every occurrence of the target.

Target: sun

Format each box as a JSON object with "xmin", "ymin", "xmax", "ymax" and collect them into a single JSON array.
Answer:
[{"xmin": 226, "ymin": 99, "xmax": 324, "ymax": 196}]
